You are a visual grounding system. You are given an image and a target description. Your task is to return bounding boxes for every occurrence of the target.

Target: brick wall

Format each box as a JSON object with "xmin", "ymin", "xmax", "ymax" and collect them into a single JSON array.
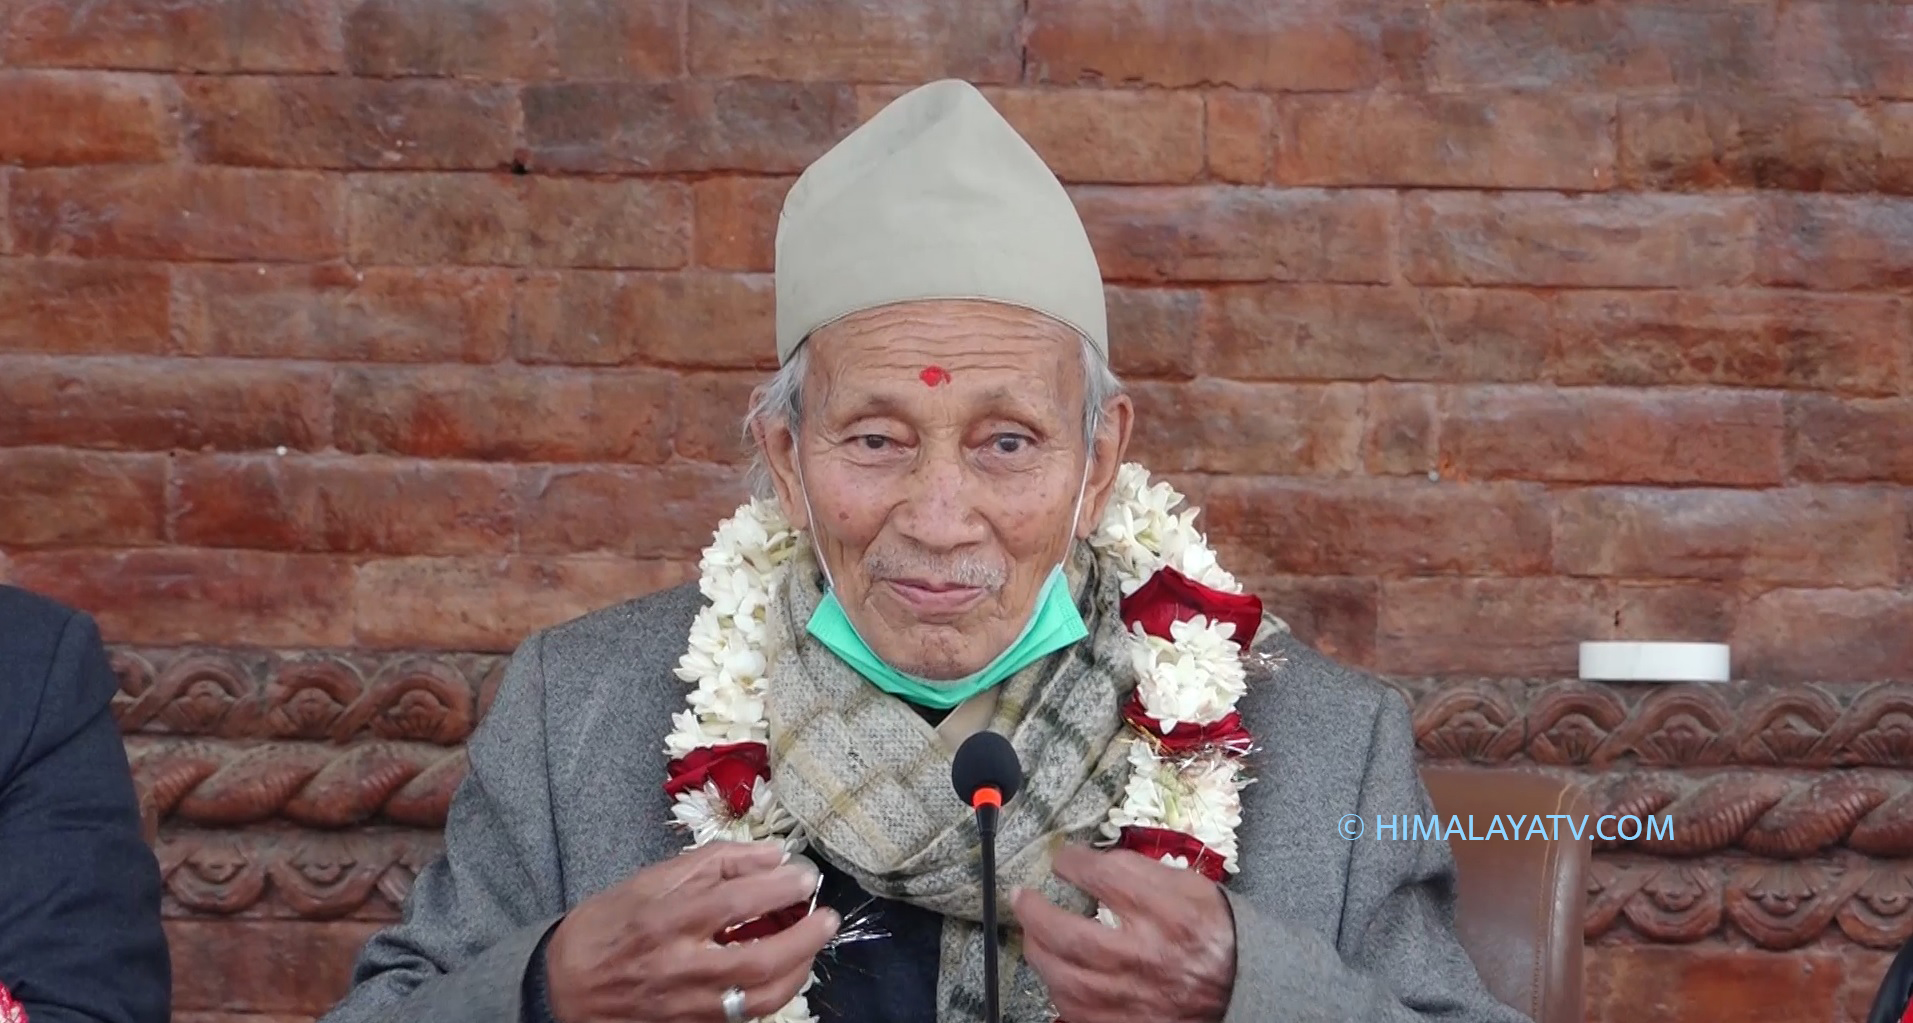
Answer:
[{"xmin": 1, "ymin": 1, "xmax": 1911, "ymax": 1021}]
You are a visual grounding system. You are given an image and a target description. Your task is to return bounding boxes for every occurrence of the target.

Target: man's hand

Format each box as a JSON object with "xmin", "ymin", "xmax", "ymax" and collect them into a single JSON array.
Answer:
[
  {"xmin": 544, "ymin": 841, "xmax": 839, "ymax": 1023},
  {"xmin": 1012, "ymin": 844, "xmax": 1236, "ymax": 1023}
]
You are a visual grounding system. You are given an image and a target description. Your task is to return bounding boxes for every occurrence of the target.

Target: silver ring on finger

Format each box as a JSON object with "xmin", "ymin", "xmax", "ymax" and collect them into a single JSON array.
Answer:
[{"xmin": 721, "ymin": 985, "xmax": 748, "ymax": 1023}]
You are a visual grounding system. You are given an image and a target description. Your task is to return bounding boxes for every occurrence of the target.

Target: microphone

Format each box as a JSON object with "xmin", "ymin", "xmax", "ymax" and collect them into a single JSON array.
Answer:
[{"xmin": 952, "ymin": 731, "xmax": 1022, "ymax": 1023}]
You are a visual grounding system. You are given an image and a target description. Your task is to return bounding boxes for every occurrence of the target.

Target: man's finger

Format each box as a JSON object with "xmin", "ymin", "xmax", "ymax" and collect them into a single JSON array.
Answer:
[
  {"xmin": 632, "ymin": 839, "xmax": 790, "ymax": 901},
  {"xmin": 1011, "ymin": 888, "xmax": 1125, "ymax": 972},
  {"xmin": 671, "ymin": 862, "xmax": 821, "ymax": 937},
  {"xmin": 1022, "ymin": 934, "xmax": 1124, "ymax": 1022},
  {"xmin": 676, "ymin": 904, "xmax": 839, "ymax": 993},
  {"xmin": 1052, "ymin": 844, "xmax": 1195, "ymax": 918}
]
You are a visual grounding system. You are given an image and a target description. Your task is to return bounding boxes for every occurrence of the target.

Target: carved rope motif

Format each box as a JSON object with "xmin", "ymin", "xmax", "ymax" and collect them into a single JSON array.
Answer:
[
  {"xmin": 124, "ymin": 736, "xmax": 1913, "ymax": 861},
  {"xmin": 129, "ymin": 738, "xmax": 467, "ymax": 829},
  {"xmin": 152, "ymin": 826, "xmax": 1913, "ymax": 954}
]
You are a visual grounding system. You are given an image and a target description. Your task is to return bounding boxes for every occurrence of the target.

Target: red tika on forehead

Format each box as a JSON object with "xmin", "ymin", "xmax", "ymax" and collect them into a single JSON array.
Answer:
[{"xmin": 919, "ymin": 365, "xmax": 952, "ymax": 387}]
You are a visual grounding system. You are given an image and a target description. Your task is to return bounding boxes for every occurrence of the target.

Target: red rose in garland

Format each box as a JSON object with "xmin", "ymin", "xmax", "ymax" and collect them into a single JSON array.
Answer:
[
  {"xmin": 663, "ymin": 741, "xmax": 769, "ymax": 817},
  {"xmin": 1120, "ymin": 694, "xmax": 1254, "ymax": 756},
  {"xmin": 1120, "ymin": 566, "xmax": 1263, "ymax": 644},
  {"xmin": 0, "ymin": 983, "xmax": 24, "ymax": 1023},
  {"xmin": 1115, "ymin": 826, "xmax": 1229, "ymax": 883}
]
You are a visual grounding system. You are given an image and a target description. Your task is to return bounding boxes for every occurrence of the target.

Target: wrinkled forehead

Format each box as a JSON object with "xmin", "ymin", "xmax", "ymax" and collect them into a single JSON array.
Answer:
[{"xmin": 802, "ymin": 300, "xmax": 1088, "ymax": 421}]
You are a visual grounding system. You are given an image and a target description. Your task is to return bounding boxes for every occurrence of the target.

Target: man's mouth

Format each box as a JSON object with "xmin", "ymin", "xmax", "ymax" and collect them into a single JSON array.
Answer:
[{"xmin": 884, "ymin": 579, "xmax": 987, "ymax": 616}]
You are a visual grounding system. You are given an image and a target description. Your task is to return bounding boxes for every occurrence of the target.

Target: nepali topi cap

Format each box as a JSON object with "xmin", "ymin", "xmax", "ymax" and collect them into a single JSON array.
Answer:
[{"xmin": 772, "ymin": 79, "xmax": 1108, "ymax": 365}]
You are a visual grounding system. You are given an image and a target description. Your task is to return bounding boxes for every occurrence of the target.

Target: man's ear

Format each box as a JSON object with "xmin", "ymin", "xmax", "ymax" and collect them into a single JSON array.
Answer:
[
  {"xmin": 749, "ymin": 388, "xmax": 810, "ymax": 532},
  {"xmin": 1075, "ymin": 394, "xmax": 1134, "ymax": 539}
]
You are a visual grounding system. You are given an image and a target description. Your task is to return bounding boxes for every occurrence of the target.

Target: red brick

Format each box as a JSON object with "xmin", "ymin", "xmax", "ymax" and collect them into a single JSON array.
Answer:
[
  {"xmin": 1377, "ymin": 577, "xmax": 1615, "ymax": 676},
  {"xmin": 1431, "ymin": 3, "xmax": 1773, "ymax": 92},
  {"xmin": 347, "ymin": 174, "xmax": 689, "ymax": 269},
  {"xmin": 1198, "ymin": 477, "xmax": 1551, "ymax": 578},
  {"xmin": 166, "ymin": 920, "xmax": 377, "ymax": 1014},
  {"xmin": 1275, "ymin": 94, "xmax": 1615, "ymax": 191},
  {"xmin": 10, "ymin": 167, "xmax": 342, "ymax": 261},
  {"xmin": 0, "ymin": 357, "xmax": 331, "ymax": 452},
  {"xmin": 180, "ymin": 265, "xmax": 513, "ymax": 363},
  {"xmin": 1612, "ymin": 581, "xmax": 1737, "ymax": 644},
  {"xmin": 515, "ymin": 271, "xmax": 773, "ymax": 369},
  {"xmin": 1364, "ymin": 383, "xmax": 1438, "ymax": 477},
  {"xmin": 1621, "ymin": 97, "xmax": 1878, "ymax": 193},
  {"xmin": 333, "ymin": 366, "xmax": 673, "ymax": 463},
  {"xmin": 1104, "ymin": 287, "xmax": 1201, "ymax": 379},
  {"xmin": 173, "ymin": 455, "xmax": 518, "ymax": 555},
  {"xmin": 0, "ymin": 71, "xmax": 176, "ymax": 165},
  {"xmin": 554, "ymin": 0, "xmax": 681, "ymax": 78},
  {"xmin": 0, "ymin": 449, "xmax": 165, "ymax": 546},
  {"xmin": 522, "ymin": 80, "xmax": 855, "ymax": 174},
  {"xmin": 1126, "ymin": 380, "xmax": 1362, "ymax": 476},
  {"xmin": 1788, "ymin": 396, "xmax": 1913, "ymax": 485},
  {"xmin": 1588, "ymin": 947, "xmax": 1846, "ymax": 1023},
  {"xmin": 1439, "ymin": 387, "xmax": 1785, "ymax": 486},
  {"xmin": 0, "ymin": 260, "xmax": 173, "ymax": 355},
  {"xmin": 352, "ymin": 556, "xmax": 694, "ymax": 651},
  {"xmin": 1205, "ymin": 91, "xmax": 1273, "ymax": 185},
  {"xmin": 1551, "ymin": 291, "xmax": 1906, "ymax": 395},
  {"xmin": 1237, "ymin": 576, "xmax": 1377, "ymax": 667},
  {"xmin": 693, "ymin": 177, "xmax": 791, "ymax": 272},
  {"xmin": 1739, "ymin": 589, "xmax": 1913, "ymax": 681},
  {"xmin": 1026, "ymin": 0, "xmax": 1398, "ymax": 91},
  {"xmin": 1402, "ymin": 193, "xmax": 1756, "ymax": 288},
  {"xmin": 1759, "ymin": 195, "xmax": 1913, "ymax": 290},
  {"xmin": 181, "ymin": 78, "xmax": 518, "ymax": 170},
  {"xmin": 519, "ymin": 463, "xmax": 748, "ymax": 558},
  {"xmin": 1880, "ymin": 104, "xmax": 1913, "ymax": 195},
  {"xmin": 1553, "ymin": 487, "xmax": 1902, "ymax": 587},
  {"xmin": 345, "ymin": 0, "xmax": 556, "ymax": 78},
  {"xmin": 3, "ymin": 0, "xmax": 341, "ymax": 71},
  {"xmin": 5, "ymin": 549, "xmax": 355, "ymax": 647},
  {"xmin": 1075, "ymin": 187, "xmax": 1394, "ymax": 284},
  {"xmin": 1203, "ymin": 284, "xmax": 1548, "ymax": 382},
  {"xmin": 691, "ymin": 0, "xmax": 1020, "ymax": 82},
  {"xmin": 673, "ymin": 372, "xmax": 760, "ymax": 464},
  {"xmin": 855, "ymin": 86, "xmax": 1204, "ymax": 185},
  {"xmin": 1773, "ymin": 4, "xmax": 1913, "ymax": 101}
]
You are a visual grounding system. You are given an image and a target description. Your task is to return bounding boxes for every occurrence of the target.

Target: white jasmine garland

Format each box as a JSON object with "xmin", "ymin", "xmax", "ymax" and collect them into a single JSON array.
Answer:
[{"xmin": 667, "ymin": 467, "xmax": 1262, "ymax": 1018}]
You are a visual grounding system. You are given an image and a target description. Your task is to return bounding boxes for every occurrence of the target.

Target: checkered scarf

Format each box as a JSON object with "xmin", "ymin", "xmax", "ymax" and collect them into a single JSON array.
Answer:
[{"xmin": 764, "ymin": 541, "xmax": 1136, "ymax": 1022}]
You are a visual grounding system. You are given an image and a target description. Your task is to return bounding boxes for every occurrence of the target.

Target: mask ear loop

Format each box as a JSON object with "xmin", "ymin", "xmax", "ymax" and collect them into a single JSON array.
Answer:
[{"xmin": 793, "ymin": 454, "xmax": 837, "ymax": 594}]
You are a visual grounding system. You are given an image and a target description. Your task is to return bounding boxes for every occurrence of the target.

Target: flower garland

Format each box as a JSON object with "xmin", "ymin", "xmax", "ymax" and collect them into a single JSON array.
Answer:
[{"xmin": 663, "ymin": 463, "xmax": 1265, "ymax": 1022}]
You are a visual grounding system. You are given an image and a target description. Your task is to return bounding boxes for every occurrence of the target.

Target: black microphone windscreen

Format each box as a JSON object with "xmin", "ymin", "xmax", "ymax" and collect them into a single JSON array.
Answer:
[{"xmin": 952, "ymin": 730, "xmax": 1023, "ymax": 805}]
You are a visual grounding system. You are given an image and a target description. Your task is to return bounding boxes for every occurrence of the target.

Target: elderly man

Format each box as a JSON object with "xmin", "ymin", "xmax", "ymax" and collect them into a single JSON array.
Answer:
[{"xmin": 321, "ymin": 81, "xmax": 1529, "ymax": 1023}]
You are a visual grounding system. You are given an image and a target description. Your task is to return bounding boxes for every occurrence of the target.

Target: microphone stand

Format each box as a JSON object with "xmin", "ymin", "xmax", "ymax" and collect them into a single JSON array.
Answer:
[{"xmin": 977, "ymin": 791, "xmax": 1002, "ymax": 1023}]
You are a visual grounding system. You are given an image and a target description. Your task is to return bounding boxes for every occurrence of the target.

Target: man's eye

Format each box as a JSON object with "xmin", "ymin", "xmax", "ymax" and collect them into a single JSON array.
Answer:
[
  {"xmin": 856, "ymin": 435, "xmax": 891, "ymax": 451},
  {"xmin": 991, "ymin": 434, "xmax": 1029, "ymax": 454}
]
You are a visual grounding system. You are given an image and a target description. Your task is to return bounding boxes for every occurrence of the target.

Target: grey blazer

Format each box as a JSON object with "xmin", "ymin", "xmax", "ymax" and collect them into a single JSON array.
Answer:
[{"xmin": 319, "ymin": 583, "xmax": 1532, "ymax": 1023}]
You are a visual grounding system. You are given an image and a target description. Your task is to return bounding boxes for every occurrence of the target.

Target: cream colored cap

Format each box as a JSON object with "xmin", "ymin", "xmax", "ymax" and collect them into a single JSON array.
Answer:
[{"xmin": 773, "ymin": 79, "xmax": 1107, "ymax": 365}]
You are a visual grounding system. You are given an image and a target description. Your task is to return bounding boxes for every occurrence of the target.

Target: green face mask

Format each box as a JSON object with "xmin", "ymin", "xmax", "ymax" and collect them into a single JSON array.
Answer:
[{"xmin": 805, "ymin": 563, "xmax": 1088, "ymax": 710}]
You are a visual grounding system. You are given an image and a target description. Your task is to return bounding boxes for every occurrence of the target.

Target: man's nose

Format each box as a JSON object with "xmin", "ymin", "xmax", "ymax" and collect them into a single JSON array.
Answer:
[{"xmin": 893, "ymin": 455, "xmax": 984, "ymax": 550}]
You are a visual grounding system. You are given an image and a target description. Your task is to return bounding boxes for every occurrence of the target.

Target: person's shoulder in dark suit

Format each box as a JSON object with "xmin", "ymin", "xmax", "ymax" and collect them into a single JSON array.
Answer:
[{"xmin": 0, "ymin": 586, "xmax": 170, "ymax": 1023}]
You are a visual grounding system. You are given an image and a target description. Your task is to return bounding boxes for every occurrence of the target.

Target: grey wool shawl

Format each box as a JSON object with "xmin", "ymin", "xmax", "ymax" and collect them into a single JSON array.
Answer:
[{"xmin": 766, "ymin": 542, "xmax": 1135, "ymax": 1022}]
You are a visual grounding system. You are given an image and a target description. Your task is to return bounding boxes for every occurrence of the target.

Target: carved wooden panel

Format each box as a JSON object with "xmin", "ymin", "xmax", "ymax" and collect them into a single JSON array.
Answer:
[{"xmin": 113, "ymin": 647, "xmax": 1913, "ymax": 956}]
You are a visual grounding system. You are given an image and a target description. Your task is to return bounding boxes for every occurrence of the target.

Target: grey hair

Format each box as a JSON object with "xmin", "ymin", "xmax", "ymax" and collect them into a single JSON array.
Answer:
[{"xmin": 743, "ymin": 334, "xmax": 1124, "ymax": 501}]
